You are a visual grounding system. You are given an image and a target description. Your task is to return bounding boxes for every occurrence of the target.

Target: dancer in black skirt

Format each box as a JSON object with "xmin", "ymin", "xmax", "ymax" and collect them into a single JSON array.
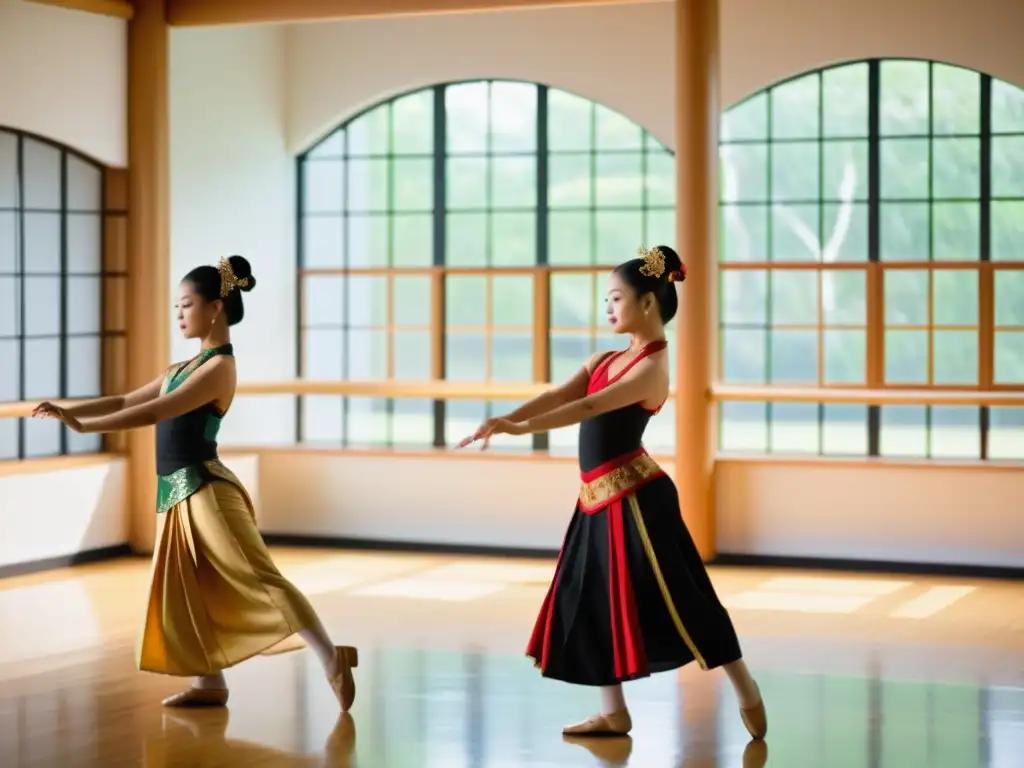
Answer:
[{"xmin": 458, "ymin": 245, "xmax": 767, "ymax": 739}]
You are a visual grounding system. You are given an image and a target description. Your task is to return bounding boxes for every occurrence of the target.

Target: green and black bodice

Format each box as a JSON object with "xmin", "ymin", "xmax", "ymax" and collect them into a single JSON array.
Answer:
[{"xmin": 155, "ymin": 344, "xmax": 244, "ymax": 514}]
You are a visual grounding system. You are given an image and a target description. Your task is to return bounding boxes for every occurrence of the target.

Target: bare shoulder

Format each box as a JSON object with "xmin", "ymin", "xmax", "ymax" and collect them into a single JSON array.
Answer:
[
  {"xmin": 216, "ymin": 354, "xmax": 238, "ymax": 381},
  {"xmin": 202, "ymin": 355, "xmax": 236, "ymax": 407},
  {"xmin": 190, "ymin": 354, "xmax": 235, "ymax": 389},
  {"xmin": 204, "ymin": 354, "xmax": 234, "ymax": 371},
  {"xmin": 649, "ymin": 345, "xmax": 670, "ymax": 373}
]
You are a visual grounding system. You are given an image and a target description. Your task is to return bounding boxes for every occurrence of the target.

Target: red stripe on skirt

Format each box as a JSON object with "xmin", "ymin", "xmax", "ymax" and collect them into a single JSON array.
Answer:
[
  {"xmin": 607, "ymin": 498, "xmax": 648, "ymax": 679},
  {"xmin": 525, "ymin": 541, "xmax": 565, "ymax": 670}
]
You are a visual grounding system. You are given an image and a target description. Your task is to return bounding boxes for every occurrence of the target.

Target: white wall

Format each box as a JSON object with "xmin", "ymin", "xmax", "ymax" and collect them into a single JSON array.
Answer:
[
  {"xmin": 0, "ymin": 458, "xmax": 127, "ymax": 569},
  {"xmin": 242, "ymin": 449, "xmax": 1024, "ymax": 569},
  {"xmin": 0, "ymin": 0, "xmax": 126, "ymax": 167},
  {"xmin": 249, "ymin": 451, "xmax": 590, "ymax": 549},
  {"xmin": 284, "ymin": 0, "xmax": 1024, "ymax": 154},
  {"xmin": 169, "ymin": 26, "xmax": 296, "ymax": 445},
  {"xmin": 715, "ymin": 460, "xmax": 1024, "ymax": 569}
]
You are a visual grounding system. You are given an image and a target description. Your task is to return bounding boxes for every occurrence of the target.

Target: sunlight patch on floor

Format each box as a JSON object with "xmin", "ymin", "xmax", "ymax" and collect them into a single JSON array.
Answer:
[
  {"xmin": 756, "ymin": 576, "xmax": 913, "ymax": 596},
  {"xmin": 281, "ymin": 554, "xmax": 439, "ymax": 596},
  {"xmin": 414, "ymin": 561, "xmax": 555, "ymax": 585},
  {"xmin": 725, "ymin": 589, "xmax": 877, "ymax": 614},
  {"xmin": 890, "ymin": 586, "xmax": 977, "ymax": 619},
  {"xmin": 351, "ymin": 578, "xmax": 507, "ymax": 601}
]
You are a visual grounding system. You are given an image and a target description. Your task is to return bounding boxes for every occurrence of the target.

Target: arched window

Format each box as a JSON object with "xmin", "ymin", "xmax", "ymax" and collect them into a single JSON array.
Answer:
[
  {"xmin": 718, "ymin": 60, "xmax": 1024, "ymax": 460},
  {"xmin": 297, "ymin": 81, "xmax": 676, "ymax": 454},
  {"xmin": 0, "ymin": 129, "xmax": 106, "ymax": 460}
]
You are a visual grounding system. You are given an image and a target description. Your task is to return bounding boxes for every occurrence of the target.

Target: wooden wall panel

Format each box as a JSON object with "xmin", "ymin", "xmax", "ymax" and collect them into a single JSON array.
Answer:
[
  {"xmin": 102, "ymin": 167, "xmax": 129, "ymax": 455},
  {"xmin": 673, "ymin": 0, "xmax": 719, "ymax": 560},
  {"xmin": 125, "ymin": 0, "xmax": 171, "ymax": 554}
]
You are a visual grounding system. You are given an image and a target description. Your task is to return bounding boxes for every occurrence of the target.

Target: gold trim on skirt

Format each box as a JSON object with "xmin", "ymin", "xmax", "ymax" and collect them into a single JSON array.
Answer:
[
  {"xmin": 137, "ymin": 479, "xmax": 316, "ymax": 677},
  {"xmin": 625, "ymin": 493, "xmax": 708, "ymax": 670}
]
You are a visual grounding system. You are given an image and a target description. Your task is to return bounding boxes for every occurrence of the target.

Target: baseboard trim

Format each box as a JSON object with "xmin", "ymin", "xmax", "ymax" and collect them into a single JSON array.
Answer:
[
  {"xmin": 0, "ymin": 543, "xmax": 135, "ymax": 580},
  {"xmin": 262, "ymin": 533, "xmax": 560, "ymax": 561},
  {"xmin": 710, "ymin": 552, "xmax": 1024, "ymax": 581},
  {"xmin": 9, "ymin": 538, "xmax": 1014, "ymax": 582}
]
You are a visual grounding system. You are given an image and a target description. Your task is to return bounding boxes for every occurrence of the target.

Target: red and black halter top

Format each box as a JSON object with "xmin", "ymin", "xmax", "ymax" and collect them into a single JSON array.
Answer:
[{"xmin": 577, "ymin": 340, "xmax": 668, "ymax": 473}]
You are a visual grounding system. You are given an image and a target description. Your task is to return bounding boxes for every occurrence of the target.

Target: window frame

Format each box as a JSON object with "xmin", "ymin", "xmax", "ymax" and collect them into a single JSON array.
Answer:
[
  {"xmin": 294, "ymin": 64, "xmax": 1024, "ymax": 463},
  {"xmin": 0, "ymin": 127, "xmax": 111, "ymax": 460},
  {"xmin": 717, "ymin": 59, "xmax": 1024, "ymax": 460},
  {"xmin": 295, "ymin": 80, "xmax": 676, "ymax": 453}
]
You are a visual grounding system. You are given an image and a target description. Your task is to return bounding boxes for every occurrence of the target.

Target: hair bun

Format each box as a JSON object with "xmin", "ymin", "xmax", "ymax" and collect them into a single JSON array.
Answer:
[
  {"xmin": 228, "ymin": 255, "xmax": 256, "ymax": 292},
  {"xmin": 654, "ymin": 245, "xmax": 683, "ymax": 284}
]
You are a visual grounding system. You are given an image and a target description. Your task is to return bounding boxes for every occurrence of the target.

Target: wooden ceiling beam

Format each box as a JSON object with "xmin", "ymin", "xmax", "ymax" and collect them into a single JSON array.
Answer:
[
  {"xmin": 166, "ymin": 0, "xmax": 651, "ymax": 27},
  {"xmin": 22, "ymin": 0, "xmax": 133, "ymax": 20}
]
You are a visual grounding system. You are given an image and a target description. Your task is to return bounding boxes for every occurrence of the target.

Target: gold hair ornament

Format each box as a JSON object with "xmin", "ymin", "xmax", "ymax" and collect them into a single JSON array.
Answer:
[
  {"xmin": 637, "ymin": 245, "xmax": 665, "ymax": 279},
  {"xmin": 217, "ymin": 257, "xmax": 249, "ymax": 298}
]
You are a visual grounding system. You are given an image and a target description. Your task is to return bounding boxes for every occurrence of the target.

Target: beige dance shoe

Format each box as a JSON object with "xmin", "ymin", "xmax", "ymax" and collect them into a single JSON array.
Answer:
[
  {"xmin": 161, "ymin": 687, "xmax": 229, "ymax": 708},
  {"xmin": 562, "ymin": 709, "xmax": 633, "ymax": 736},
  {"xmin": 740, "ymin": 684, "xmax": 768, "ymax": 740},
  {"xmin": 329, "ymin": 645, "xmax": 359, "ymax": 711}
]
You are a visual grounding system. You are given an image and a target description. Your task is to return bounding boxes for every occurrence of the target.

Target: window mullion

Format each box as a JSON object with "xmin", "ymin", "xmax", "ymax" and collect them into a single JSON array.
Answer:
[
  {"xmin": 432, "ymin": 85, "xmax": 447, "ymax": 448},
  {"xmin": 534, "ymin": 85, "xmax": 550, "ymax": 453},
  {"xmin": 867, "ymin": 59, "xmax": 882, "ymax": 457},
  {"xmin": 979, "ymin": 74, "xmax": 993, "ymax": 459}
]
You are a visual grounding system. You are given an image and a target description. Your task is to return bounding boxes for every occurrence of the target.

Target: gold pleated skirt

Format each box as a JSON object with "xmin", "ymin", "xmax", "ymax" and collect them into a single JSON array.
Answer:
[{"xmin": 137, "ymin": 479, "xmax": 317, "ymax": 677}]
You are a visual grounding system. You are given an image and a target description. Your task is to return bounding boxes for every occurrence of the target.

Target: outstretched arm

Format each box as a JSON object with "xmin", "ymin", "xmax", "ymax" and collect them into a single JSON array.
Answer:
[
  {"xmin": 38, "ymin": 372, "xmax": 167, "ymax": 419},
  {"xmin": 514, "ymin": 357, "xmax": 664, "ymax": 435},
  {"xmin": 61, "ymin": 359, "xmax": 233, "ymax": 434},
  {"xmin": 455, "ymin": 352, "xmax": 611, "ymax": 449},
  {"xmin": 499, "ymin": 352, "xmax": 606, "ymax": 422}
]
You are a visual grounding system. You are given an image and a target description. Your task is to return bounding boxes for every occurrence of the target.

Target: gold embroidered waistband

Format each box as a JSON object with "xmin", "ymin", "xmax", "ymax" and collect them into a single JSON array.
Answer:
[{"xmin": 578, "ymin": 452, "xmax": 664, "ymax": 512}]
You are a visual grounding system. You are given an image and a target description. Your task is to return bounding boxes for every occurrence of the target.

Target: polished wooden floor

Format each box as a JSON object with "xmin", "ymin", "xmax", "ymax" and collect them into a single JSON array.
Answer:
[{"xmin": 0, "ymin": 550, "xmax": 1022, "ymax": 767}]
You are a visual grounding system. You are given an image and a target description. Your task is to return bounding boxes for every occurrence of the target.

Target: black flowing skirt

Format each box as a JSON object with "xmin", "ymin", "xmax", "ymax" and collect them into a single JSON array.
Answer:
[{"xmin": 526, "ymin": 473, "xmax": 742, "ymax": 687}]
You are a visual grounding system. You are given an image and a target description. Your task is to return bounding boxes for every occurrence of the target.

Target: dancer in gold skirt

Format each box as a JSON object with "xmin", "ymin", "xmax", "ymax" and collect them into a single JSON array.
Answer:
[{"xmin": 33, "ymin": 256, "xmax": 358, "ymax": 711}]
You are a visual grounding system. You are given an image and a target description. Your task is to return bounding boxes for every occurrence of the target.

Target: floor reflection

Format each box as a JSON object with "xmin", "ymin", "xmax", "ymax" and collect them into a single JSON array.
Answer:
[
  {"xmin": 0, "ymin": 554, "xmax": 1023, "ymax": 767},
  {"xmin": 142, "ymin": 708, "xmax": 356, "ymax": 767},
  {"xmin": 2, "ymin": 645, "xmax": 1015, "ymax": 767}
]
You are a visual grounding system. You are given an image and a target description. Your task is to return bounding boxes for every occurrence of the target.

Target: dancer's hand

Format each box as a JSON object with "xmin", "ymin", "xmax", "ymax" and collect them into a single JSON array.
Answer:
[
  {"xmin": 455, "ymin": 417, "xmax": 499, "ymax": 450},
  {"xmin": 455, "ymin": 418, "xmax": 526, "ymax": 449},
  {"xmin": 33, "ymin": 402, "xmax": 83, "ymax": 433},
  {"xmin": 32, "ymin": 401, "xmax": 60, "ymax": 419}
]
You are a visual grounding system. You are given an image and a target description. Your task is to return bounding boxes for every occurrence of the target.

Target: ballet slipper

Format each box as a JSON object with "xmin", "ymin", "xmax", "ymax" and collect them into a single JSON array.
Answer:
[
  {"xmin": 161, "ymin": 687, "xmax": 229, "ymax": 708},
  {"xmin": 740, "ymin": 683, "xmax": 767, "ymax": 739},
  {"xmin": 329, "ymin": 645, "xmax": 359, "ymax": 711},
  {"xmin": 561, "ymin": 709, "xmax": 632, "ymax": 736}
]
